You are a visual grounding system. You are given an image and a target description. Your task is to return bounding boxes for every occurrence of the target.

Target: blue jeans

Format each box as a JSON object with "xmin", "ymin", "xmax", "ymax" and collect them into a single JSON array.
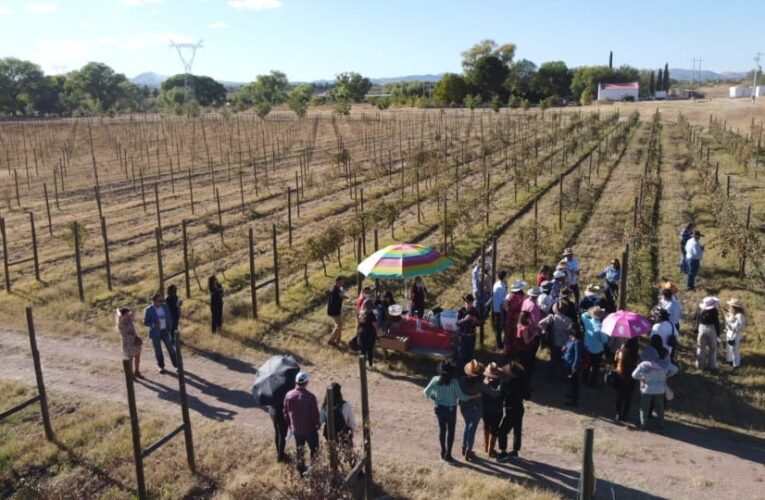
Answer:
[
  {"xmin": 549, "ymin": 345, "xmax": 564, "ymax": 380},
  {"xmin": 460, "ymin": 402, "xmax": 483, "ymax": 453},
  {"xmin": 150, "ymin": 329, "xmax": 177, "ymax": 369},
  {"xmin": 434, "ymin": 405, "xmax": 457, "ymax": 458},
  {"xmin": 686, "ymin": 259, "xmax": 700, "ymax": 289},
  {"xmin": 294, "ymin": 430, "xmax": 319, "ymax": 473}
]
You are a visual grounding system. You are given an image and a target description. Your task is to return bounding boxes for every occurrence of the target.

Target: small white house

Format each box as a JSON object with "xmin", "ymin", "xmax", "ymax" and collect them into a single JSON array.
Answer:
[
  {"xmin": 756, "ymin": 86, "xmax": 765, "ymax": 97},
  {"xmin": 597, "ymin": 82, "xmax": 639, "ymax": 101},
  {"xmin": 729, "ymin": 87, "xmax": 753, "ymax": 98},
  {"xmin": 654, "ymin": 90, "xmax": 667, "ymax": 100}
]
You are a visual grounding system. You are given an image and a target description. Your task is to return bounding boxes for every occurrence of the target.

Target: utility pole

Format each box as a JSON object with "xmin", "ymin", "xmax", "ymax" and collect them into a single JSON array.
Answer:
[
  {"xmin": 169, "ymin": 40, "xmax": 204, "ymax": 103},
  {"xmin": 753, "ymin": 52, "xmax": 763, "ymax": 102},
  {"xmin": 691, "ymin": 57, "xmax": 701, "ymax": 100}
]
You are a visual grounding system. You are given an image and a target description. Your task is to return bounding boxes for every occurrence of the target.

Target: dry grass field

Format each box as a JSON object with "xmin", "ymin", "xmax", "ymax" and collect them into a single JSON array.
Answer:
[{"xmin": 1, "ymin": 100, "xmax": 764, "ymax": 499}]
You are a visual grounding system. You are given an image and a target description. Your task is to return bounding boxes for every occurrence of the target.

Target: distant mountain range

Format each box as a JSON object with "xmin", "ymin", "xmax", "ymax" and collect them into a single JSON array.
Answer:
[{"xmin": 131, "ymin": 68, "xmax": 750, "ymax": 89}]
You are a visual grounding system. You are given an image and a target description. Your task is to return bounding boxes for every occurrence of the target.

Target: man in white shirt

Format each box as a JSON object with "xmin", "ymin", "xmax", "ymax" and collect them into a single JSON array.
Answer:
[
  {"xmin": 492, "ymin": 271, "xmax": 508, "ymax": 350},
  {"xmin": 143, "ymin": 294, "xmax": 178, "ymax": 374},
  {"xmin": 537, "ymin": 280, "xmax": 554, "ymax": 315},
  {"xmin": 684, "ymin": 231, "xmax": 704, "ymax": 290},
  {"xmin": 651, "ymin": 309, "xmax": 678, "ymax": 357},
  {"xmin": 562, "ymin": 248, "xmax": 581, "ymax": 304}
]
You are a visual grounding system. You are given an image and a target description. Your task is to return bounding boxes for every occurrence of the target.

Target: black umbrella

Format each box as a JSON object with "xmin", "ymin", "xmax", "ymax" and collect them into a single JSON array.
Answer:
[{"xmin": 251, "ymin": 355, "xmax": 300, "ymax": 408}]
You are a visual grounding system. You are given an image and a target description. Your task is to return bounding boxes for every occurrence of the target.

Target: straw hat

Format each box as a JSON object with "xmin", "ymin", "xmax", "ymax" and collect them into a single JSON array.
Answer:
[
  {"xmin": 553, "ymin": 270, "xmax": 566, "ymax": 279},
  {"xmin": 464, "ymin": 359, "xmax": 484, "ymax": 377},
  {"xmin": 527, "ymin": 286, "xmax": 542, "ymax": 297},
  {"xmin": 510, "ymin": 280, "xmax": 527, "ymax": 292},
  {"xmin": 483, "ymin": 362, "xmax": 503, "ymax": 380},
  {"xmin": 585, "ymin": 284, "xmax": 601, "ymax": 296},
  {"xmin": 388, "ymin": 304, "xmax": 403, "ymax": 316},
  {"xmin": 699, "ymin": 296, "xmax": 719, "ymax": 311},
  {"xmin": 562, "ymin": 248, "xmax": 574, "ymax": 256},
  {"xmin": 727, "ymin": 297, "xmax": 745, "ymax": 310},
  {"xmin": 557, "ymin": 260, "xmax": 569, "ymax": 269}
]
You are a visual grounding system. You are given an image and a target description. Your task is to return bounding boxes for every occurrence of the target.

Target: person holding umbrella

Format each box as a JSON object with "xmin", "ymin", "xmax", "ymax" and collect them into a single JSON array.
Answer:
[
  {"xmin": 283, "ymin": 372, "xmax": 321, "ymax": 474},
  {"xmin": 252, "ymin": 356, "xmax": 300, "ymax": 463}
]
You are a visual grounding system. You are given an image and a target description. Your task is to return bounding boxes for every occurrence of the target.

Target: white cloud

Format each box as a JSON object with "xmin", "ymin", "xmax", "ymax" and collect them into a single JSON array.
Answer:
[
  {"xmin": 120, "ymin": 0, "xmax": 163, "ymax": 4},
  {"xmin": 100, "ymin": 32, "xmax": 194, "ymax": 51},
  {"xmin": 0, "ymin": 6, "xmax": 14, "ymax": 15},
  {"xmin": 25, "ymin": 3, "xmax": 59, "ymax": 13},
  {"xmin": 227, "ymin": 0, "xmax": 281, "ymax": 11},
  {"xmin": 33, "ymin": 39, "xmax": 91, "ymax": 74},
  {"xmin": 209, "ymin": 21, "xmax": 229, "ymax": 29}
]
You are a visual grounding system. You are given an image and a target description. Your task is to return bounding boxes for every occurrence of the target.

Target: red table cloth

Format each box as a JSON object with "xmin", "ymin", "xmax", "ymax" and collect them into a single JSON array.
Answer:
[{"xmin": 392, "ymin": 317, "xmax": 455, "ymax": 351}]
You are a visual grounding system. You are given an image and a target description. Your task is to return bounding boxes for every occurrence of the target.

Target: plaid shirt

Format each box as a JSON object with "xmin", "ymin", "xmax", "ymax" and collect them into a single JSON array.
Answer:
[
  {"xmin": 424, "ymin": 376, "xmax": 469, "ymax": 407},
  {"xmin": 283, "ymin": 386, "xmax": 320, "ymax": 436}
]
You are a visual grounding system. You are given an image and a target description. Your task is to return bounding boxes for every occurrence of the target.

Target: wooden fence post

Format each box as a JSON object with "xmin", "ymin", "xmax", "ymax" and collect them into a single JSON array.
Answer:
[
  {"xmin": 619, "ymin": 245, "xmax": 629, "ymax": 310},
  {"xmin": 0, "ymin": 217, "xmax": 9, "ymax": 292},
  {"xmin": 479, "ymin": 243, "xmax": 486, "ymax": 347},
  {"xmin": 74, "ymin": 221, "xmax": 84, "ymax": 302},
  {"xmin": 155, "ymin": 227, "xmax": 164, "ymax": 296},
  {"xmin": 326, "ymin": 386, "xmax": 339, "ymax": 474},
  {"xmin": 578, "ymin": 428, "xmax": 595, "ymax": 500},
  {"xmin": 174, "ymin": 330, "xmax": 196, "ymax": 472},
  {"xmin": 182, "ymin": 220, "xmax": 191, "ymax": 298},
  {"xmin": 122, "ymin": 359, "xmax": 147, "ymax": 500},
  {"xmin": 154, "ymin": 184, "xmax": 162, "ymax": 237},
  {"xmin": 272, "ymin": 224, "xmax": 280, "ymax": 307},
  {"xmin": 29, "ymin": 212, "xmax": 40, "ymax": 281},
  {"xmin": 249, "ymin": 226, "xmax": 258, "ymax": 319},
  {"xmin": 358, "ymin": 355, "xmax": 373, "ymax": 500},
  {"xmin": 443, "ymin": 194, "xmax": 448, "ymax": 255},
  {"xmin": 356, "ymin": 237, "xmax": 363, "ymax": 296},
  {"xmin": 287, "ymin": 187, "xmax": 293, "ymax": 247},
  {"xmin": 139, "ymin": 170, "xmax": 147, "ymax": 213},
  {"xmin": 43, "ymin": 183, "xmax": 53, "ymax": 235},
  {"xmin": 726, "ymin": 175, "xmax": 731, "ymax": 198},
  {"xmin": 216, "ymin": 188, "xmax": 224, "ymax": 244},
  {"xmin": 188, "ymin": 169, "xmax": 195, "ymax": 215},
  {"xmin": 26, "ymin": 307, "xmax": 54, "ymax": 441},
  {"xmin": 739, "ymin": 204, "xmax": 752, "ymax": 278},
  {"xmin": 101, "ymin": 216, "xmax": 112, "ymax": 291}
]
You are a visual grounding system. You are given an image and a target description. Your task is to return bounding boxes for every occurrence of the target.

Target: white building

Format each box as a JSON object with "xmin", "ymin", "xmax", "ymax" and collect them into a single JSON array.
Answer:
[
  {"xmin": 756, "ymin": 86, "xmax": 765, "ymax": 97},
  {"xmin": 597, "ymin": 82, "xmax": 639, "ymax": 101},
  {"xmin": 654, "ymin": 90, "xmax": 667, "ymax": 100},
  {"xmin": 729, "ymin": 87, "xmax": 753, "ymax": 98}
]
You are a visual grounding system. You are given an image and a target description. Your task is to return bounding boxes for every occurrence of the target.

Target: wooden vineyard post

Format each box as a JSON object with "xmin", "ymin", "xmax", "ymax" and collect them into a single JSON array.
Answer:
[
  {"xmin": 249, "ymin": 226, "xmax": 258, "ymax": 319},
  {"xmin": 558, "ymin": 174, "xmax": 564, "ymax": 230},
  {"xmin": 272, "ymin": 224, "xmax": 280, "ymax": 307},
  {"xmin": 739, "ymin": 204, "xmax": 752, "ymax": 278},
  {"xmin": 287, "ymin": 187, "xmax": 293, "ymax": 247},
  {"xmin": 358, "ymin": 355, "xmax": 373, "ymax": 500},
  {"xmin": 95, "ymin": 186, "xmax": 103, "ymax": 220},
  {"xmin": 74, "ymin": 221, "xmax": 84, "ymax": 302},
  {"xmin": 0, "ymin": 217, "xmax": 9, "ymax": 292},
  {"xmin": 155, "ymin": 227, "xmax": 164, "ymax": 296},
  {"xmin": 239, "ymin": 171, "xmax": 245, "ymax": 215},
  {"xmin": 122, "ymin": 359, "xmax": 147, "ymax": 500},
  {"xmin": 175, "ymin": 220, "xmax": 190, "ymax": 299},
  {"xmin": 174, "ymin": 330, "xmax": 196, "ymax": 473},
  {"xmin": 101, "ymin": 216, "xmax": 112, "ymax": 291},
  {"xmin": 43, "ymin": 183, "xmax": 52, "ymax": 235},
  {"xmin": 26, "ymin": 307, "xmax": 54, "ymax": 441},
  {"xmin": 491, "ymin": 235, "xmax": 498, "ymax": 286},
  {"xmin": 619, "ymin": 245, "xmax": 629, "ymax": 310},
  {"xmin": 533, "ymin": 199, "xmax": 539, "ymax": 267},
  {"xmin": 216, "ymin": 188, "xmax": 224, "ymax": 244},
  {"xmin": 416, "ymin": 171, "xmax": 421, "ymax": 223},
  {"xmin": 295, "ymin": 170, "xmax": 301, "ymax": 218},
  {"xmin": 633, "ymin": 197, "xmax": 639, "ymax": 228},
  {"xmin": 479, "ymin": 243, "xmax": 486, "ymax": 348},
  {"xmin": 29, "ymin": 212, "xmax": 40, "ymax": 281},
  {"xmin": 357, "ymin": 237, "xmax": 363, "ymax": 296},
  {"xmin": 727, "ymin": 175, "xmax": 731, "ymax": 198},
  {"xmin": 154, "ymin": 184, "xmax": 162, "ymax": 237},
  {"xmin": 188, "ymin": 169, "xmax": 195, "ymax": 214},
  {"xmin": 578, "ymin": 428, "xmax": 595, "ymax": 500},
  {"xmin": 140, "ymin": 170, "xmax": 147, "ymax": 213},
  {"xmin": 326, "ymin": 386, "xmax": 339, "ymax": 474},
  {"xmin": 443, "ymin": 194, "xmax": 448, "ymax": 255},
  {"xmin": 485, "ymin": 172, "xmax": 491, "ymax": 227}
]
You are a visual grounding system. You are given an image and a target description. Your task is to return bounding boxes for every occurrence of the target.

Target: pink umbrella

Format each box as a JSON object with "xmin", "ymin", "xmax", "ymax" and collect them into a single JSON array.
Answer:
[{"xmin": 601, "ymin": 310, "xmax": 652, "ymax": 339}]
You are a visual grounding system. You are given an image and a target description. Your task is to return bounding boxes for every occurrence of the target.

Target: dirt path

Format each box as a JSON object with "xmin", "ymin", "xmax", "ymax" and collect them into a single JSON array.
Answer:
[{"xmin": 2, "ymin": 327, "xmax": 764, "ymax": 499}]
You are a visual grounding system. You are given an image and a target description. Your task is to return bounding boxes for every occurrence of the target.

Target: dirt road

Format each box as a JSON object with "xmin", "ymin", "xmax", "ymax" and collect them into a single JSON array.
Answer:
[{"xmin": 1, "ymin": 328, "xmax": 763, "ymax": 499}]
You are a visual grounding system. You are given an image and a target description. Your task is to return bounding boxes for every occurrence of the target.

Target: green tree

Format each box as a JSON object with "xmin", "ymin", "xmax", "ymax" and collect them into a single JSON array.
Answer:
[
  {"xmin": 505, "ymin": 59, "xmax": 537, "ymax": 100},
  {"xmin": 464, "ymin": 94, "xmax": 482, "ymax": 110},
  {"xmin": 331, "ymin": 72, "xmax": 371, "ymax": 102},
  {"xmin": 238, "ymin": 70, "xmax": 289, "ymax": 118},
  {"xmin": 657, "ymin": 68, "xmax": 663, "ymax": 92},
  {"xmin": 433, "ymin": 73, "xmax": 467, "ymax": 105},
  {"xmin": 531, "ymin": 61, "xmax": 571, "ymax": 100},
  {"xmin": 466, "ymin": 55, "xmax": 509, "ymax": 101},
  {"xmin": 0, "ymin": 58, "xmax": 47, "ymax": 115},
  {"xmin": 662, "ymin": 63, "xmax": 670, "ymax": 91},
  {"xmin": 160, "ymin": 74, "xmax": 226, "ymax": 107},
  {"xmin": 65, "ymin": 62, "xmax": 131, "ymax": 112},
  {"xmin": 609, "ymin": 51, "xmax": 613, "ymax": 69},
  {"xmin": 570, "ymin": 65, "xmax": 638, "ymax": 100},
  {"xmin": 490, "ymin": 94, "xmax": 502, "ymax": 112},
  {"xmin": 649, "ymin": 70, "xmax": 655, "ymax": 95},
  {"xmin": 287, "ymin": 83, "xmax": 313, "ymax": 118},
  {"xmin": 461, "ymin": 40, "xmax": 515, "ymax": 71}
]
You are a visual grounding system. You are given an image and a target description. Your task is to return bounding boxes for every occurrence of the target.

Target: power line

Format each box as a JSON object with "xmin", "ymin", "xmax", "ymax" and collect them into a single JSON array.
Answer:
[{"xmin": 169, "ymin": 39, "xmax": 204, "ymax": 103}]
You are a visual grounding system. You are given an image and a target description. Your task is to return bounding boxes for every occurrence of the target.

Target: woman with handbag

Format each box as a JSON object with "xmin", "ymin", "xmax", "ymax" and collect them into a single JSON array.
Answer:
[
  {"xmin": 117, "ymin": 308, "xmax": 142, "ymax": 379},
  {"xmin": 724, "ymin": 298, "xmax": 747, "ymax": 369}
]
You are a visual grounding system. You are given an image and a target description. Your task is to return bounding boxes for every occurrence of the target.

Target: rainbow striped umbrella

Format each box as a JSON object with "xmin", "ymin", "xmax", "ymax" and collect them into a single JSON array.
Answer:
[{"xmin": 357, "ymin": 244, "xmax": 453, "ymax": 279}]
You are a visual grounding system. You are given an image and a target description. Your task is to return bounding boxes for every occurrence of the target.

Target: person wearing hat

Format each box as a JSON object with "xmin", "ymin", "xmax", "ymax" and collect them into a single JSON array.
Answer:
[
  {"xmin": 516, "ymin": 311, "xmax": 541, "ymax": 379},
  {"xmin": 562, "ymin": 248, "xmax": 581, "ymax": 304},
  {"xmin": 537, "ymin": 281, "xmax": 555, "ymax": 316},
  {"xmin": 536, "ymin": 265, "xmax": 552, "ymax": 287},
  {"xmin": 492, "ymin": 271, "xmax": 509, "ymax": 350},
  {"xmin": 482, "ymin": 363, "xmax": 504, "ymax": 458},
  {"xmin": 551, "ymin": 269, "xmax": 567, "ymax": 301},
  {"xmin": 631, "ymin": 344, "xmax": 678, "ymax": 430},
  {"xmin": 471, "ymin": 260, "xmax": 491, "ymax": 321},
  {"xmin": 596, "ymin": 258, "xmax": 621, "ymax": 313},
  {"xmin": 458, "ymin": 360, "xmax": 490, "ymax": 461},
  {"xmin": 613, "ymin": 338, "xmax": 640, "ymax": 422},
  {"xmin": 503, "ymin": 281, "xmax": 526, "ymax": 360},
  {"xmin": 660, "ymin": 287, "xmax": 683, "ymax": 350},
  {"xmin": 684, "ymin": 230, "xmax": 705, "ymax": 290},
  {"xmin": 581, "ymin": 306, "xmax": 608, "ymax": 387},
  {"xmin": 496, "ymin": 361, "xmax": 529, "ymax": 461},
  {"xmin": 651, "ymin": 309, "xmax": 679, "ymax": 359},
  {"xmin": 357, "ymin": 310, "xmax": 378, "ymax": 369},
  {"xmin": 408, "ymin": 276, "xmax": 428, "ymax": 319},
  {"xmin": 456, "ymin": 294, "xmax": 480, "ymax": 369},
  {"xmin": 563, "ymin": 328, "xmax": 584, "ymax": 407},
  {"xmin": 539, "ymin": 301, "xmax": 575, "ymax": 381},
  {"xmin": 424, "ymin": 362, "xmax": 470, "ymax": 461},
  {"xmin": 695, "ymin": 296, "xmax": 721, "ymax": 371},
  {"xmin": 327, "ymin": 276, "xmax": 348, "ymax": 346},
  {"xmin": 679, "ymin": 223, "xmax": 694, "ymax": 273},
  {"xmin": 579, "ymin": 284, "xmax": 601, "ymax": 313},
  {"xmin": 559, "ymin": 287, "xmax": 581, "ymax": 328},
  {"xmin": 724, "ymin": 298, "xmax": 747, "ymax": 369},
  {"xmin": 283, "ymin": 371, "xmax": 321, "ymax": 474}
]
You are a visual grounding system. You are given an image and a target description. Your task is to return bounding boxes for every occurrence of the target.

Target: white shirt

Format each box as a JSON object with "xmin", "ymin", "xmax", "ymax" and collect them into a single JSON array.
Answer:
[
  {"xmin": 651, "ymin": 321, "xmax": 677, "ymax": 355},
  {"xmin": 565, "ymin": 257, "xmax": 580, "ymax": 285},
  {"xmin": 685, "ymin": 238, "xmax": 704, "ymax": 260},
  {"xmin": 538, "ymin": 293, "xmax": 554, "ymax": 314},
  {"xmin": 661, "ymin": 297, "xmax": 682, "ymax": 327},
  {"xmin": 154, "ymin": 305, "xmax": 167, "ymax": 331},
  {"xmin": 725, "ymin": 313, "xmax": 746, "ymax": 342},
  {"xmin": 492, "ymin": 280, "xmax": 508, "ymax": 313}
]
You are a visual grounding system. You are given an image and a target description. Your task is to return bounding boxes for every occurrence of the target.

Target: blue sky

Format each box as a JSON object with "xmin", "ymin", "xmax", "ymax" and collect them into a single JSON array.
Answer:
[{"xmin": 0, "ymin": 0, "xmax": 761, "ymax": 82}]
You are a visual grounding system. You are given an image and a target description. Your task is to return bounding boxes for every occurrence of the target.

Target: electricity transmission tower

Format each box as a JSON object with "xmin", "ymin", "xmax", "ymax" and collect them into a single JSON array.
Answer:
[
  {"xmin": 169, "ymin": 39, "xmax": 204, "ymax": 103},
  {"xmin": 753, "ymin": 52, "xmax": 763, "ymax": 101}
]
